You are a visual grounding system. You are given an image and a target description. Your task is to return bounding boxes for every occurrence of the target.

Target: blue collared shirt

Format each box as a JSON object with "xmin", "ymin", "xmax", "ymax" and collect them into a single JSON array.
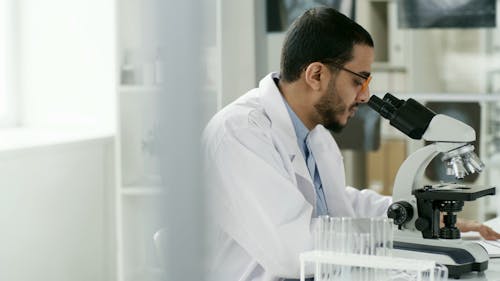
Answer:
[
  {"xmin": 282, "ymin": 96, "xmax": 329, "ymax": 216},
  {"xmin": 283, "ymin": 100, "xmax": 309, "ymax": 162}
]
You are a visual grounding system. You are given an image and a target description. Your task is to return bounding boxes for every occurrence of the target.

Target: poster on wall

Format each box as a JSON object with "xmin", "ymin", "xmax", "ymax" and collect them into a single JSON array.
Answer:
[
  {"xmin": 398, "ymin": 0, "xmax": 496, "ymax": 28},
  {"xmin": 267, "ymin": 0, "xmax": 355, "ymax": 32}
]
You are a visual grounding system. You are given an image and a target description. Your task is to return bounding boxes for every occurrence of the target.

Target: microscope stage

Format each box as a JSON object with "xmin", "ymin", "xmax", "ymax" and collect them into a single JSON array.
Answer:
[{"xmin": 413, "ymin": 183, "xmax": 495, "ymax": 201}]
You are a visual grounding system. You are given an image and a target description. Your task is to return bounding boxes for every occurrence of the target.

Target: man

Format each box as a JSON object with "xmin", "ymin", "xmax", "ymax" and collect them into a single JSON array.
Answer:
[{"xmin": 202, "ymin": 7, "xmax": 500, "ymax": 281}]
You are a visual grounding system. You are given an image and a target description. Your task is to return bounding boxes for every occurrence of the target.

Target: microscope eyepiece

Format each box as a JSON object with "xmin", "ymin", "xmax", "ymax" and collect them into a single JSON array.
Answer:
[
  {"xmin": 367, "ymin": 93, "xmax": 436, "ymax": 139},
  {"xmin": 382, "ymin": 93, "xmax": 404, "ymax": 109},
  {"xmin": 367, "ymin": 95, "xmax": 397, "ymax": 120},
  {"xmin": 367, "ymin": 95, "xmax": 384, "ymax": 112}
]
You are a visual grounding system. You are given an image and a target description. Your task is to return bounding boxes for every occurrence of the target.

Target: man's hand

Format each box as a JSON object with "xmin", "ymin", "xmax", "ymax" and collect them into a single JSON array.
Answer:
[
  {"xmin": 476, "ymin": 224, "xmax": 500, "ymax": 240},
  {"xmin": 456, "ymin": 219, "xmax": 500, "ymax": 240}
]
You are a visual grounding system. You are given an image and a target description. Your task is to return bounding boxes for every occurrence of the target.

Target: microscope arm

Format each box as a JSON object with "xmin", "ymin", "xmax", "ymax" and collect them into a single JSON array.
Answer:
[
  {"xmin": 392, "ymin": 141, "xmax": 466, "ymax": 231},
  {"xmin": 393, "ymin": 113, "xmax": 476, "ymax": 202},
  {"xmin": 392, "ymin": 143, "xmax": 464, "ymax": 200}
]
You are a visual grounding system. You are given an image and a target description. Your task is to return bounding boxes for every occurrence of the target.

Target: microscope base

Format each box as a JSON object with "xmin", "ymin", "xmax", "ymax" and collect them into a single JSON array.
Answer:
[{"xmin": 392, "ymin": 234, "xmax": 489, "ymax": 279}]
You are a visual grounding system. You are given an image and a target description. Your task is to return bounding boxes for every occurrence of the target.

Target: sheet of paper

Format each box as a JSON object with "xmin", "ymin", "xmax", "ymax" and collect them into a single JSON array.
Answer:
[
  {"xmin": 484, "ymin": 218, "xmax": 500, "ymax": 230},
  {"xmin": 477, "ymin": 240, "xmax": 500, "ymax": 258},
  {"xmin": 461, "ymin": 231, "xmax": 481, "ymax": 240},
  {"xmin": 469, "ymin": 218, "xmax": 500, "ymax": 258}
]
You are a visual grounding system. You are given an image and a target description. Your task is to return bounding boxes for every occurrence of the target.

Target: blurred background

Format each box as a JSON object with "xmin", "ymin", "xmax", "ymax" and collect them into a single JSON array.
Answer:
[{"xmin": 1, "ymin": 0, "xmax": 500, "ymax": 280}]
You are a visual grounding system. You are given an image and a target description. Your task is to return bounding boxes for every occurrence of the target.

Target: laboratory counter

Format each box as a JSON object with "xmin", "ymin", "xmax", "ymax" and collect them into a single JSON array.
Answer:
[
  {"xmin": 459, "ymin": 258, "xmax": 500, "ymax": 280},
  {"xmin": 445, "ymin": 217, "xmax": 500, "ymax": 280}
]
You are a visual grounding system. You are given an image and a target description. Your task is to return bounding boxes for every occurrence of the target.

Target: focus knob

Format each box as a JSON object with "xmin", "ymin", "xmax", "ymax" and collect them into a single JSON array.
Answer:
[
  {"xmin": 415, "ymin": 217, "xmax": 430, "ymax": 232},
  {"xmin": 387, "ymin": 201, "xmax": 414, "ymax": 226}
]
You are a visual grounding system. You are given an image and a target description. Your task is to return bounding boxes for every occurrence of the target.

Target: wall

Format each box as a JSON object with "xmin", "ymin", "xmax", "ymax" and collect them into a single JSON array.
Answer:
[
  {"xmin": 17, "ymin": 0, "xmax": 116, "ymax": 130},
  {"xmin": 0, "ymin": 0, "xmax": 17, "ymax": 126},
  {"xmin": 0, "ymin": 136, "xmax": 115, "ymax": 281},
  {"xmin": 220, "ymin": 0, "xmax": 260, "ymax": 105}
]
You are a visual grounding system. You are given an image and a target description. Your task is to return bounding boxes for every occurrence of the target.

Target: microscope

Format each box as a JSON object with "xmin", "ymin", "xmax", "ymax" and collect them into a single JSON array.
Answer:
[{"xmin": 368, "ymin": 93, "xmax": 496, "ymax": 278}]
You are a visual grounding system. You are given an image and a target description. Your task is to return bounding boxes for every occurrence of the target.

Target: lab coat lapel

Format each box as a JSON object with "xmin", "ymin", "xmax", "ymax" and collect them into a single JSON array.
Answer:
[
  {"xmin": 308, "ymin": 126, "xmax": 356, "ymax": 217},
  {"xmin": 258, "ymin": 73, "xmax": 315, "ymax": 204}
]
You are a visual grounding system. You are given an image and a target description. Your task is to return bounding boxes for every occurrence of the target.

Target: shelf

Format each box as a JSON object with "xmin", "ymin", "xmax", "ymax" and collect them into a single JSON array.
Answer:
[
  {"xmin": 378, "ymin": 93, "xmax": 500, "ymax": 102},
  {"xmin": 121, "ymin": 186, "xmax": 164, "ymax": 196},
  {"xmin": 119, "ymin": 85, "xmax": 161, "ymax": 94},
  {"xmin": 123, "ymin": 266, "xmax": 165, "ymax": 281},
  {"xmin": 372, "ymin": 62, "xmax": 406, "ymax": 72},
  {"xmin": 0, "ymin": 127, "xmax": 113, "ymax": 153}
]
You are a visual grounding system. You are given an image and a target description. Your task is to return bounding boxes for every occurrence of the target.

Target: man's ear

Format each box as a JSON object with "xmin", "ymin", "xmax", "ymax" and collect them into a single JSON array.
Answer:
[{"xmin": 304, "ymin": 62, "xmax": 327, "ymax": 91}]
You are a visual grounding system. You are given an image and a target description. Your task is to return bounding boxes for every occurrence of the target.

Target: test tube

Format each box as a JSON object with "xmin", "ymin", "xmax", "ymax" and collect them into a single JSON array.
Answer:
[
  {"xmin": 318, "ymin": 216, "xmax": 329, "ymax": 252},
  {"xmin": 313, "ymin": 218, "xmax": 319, "ymax": 250},
  {"xmin": 359, "ymin": 233, "xmax": 371, "ymax": 281},
  {"xmin": 384, "ymin": 218, "xmax": 394, "ymax": 256},
  {"xmin": 318, "ymin": 216, "xmax": 329, "ymax": 281},
  {"xmin": 326, "ymin": 217, "xmax": 335, "ymax": 280},
  {"xmin": 370, "ymin": 217, "xmax": 385, "ymax": 280},
  {"xmin": 435, "ymin": 263, "xmax": 448, "ymax": 281},
  {"xmin": 420, "ymin": 263, "xmax": 448, "ymax": 281},
  {"xmin": 341, "ymin": 217, "xmax": 353, "ymax": 254},
  {"xmin": 369, "ymin": 217, "xmax": 379, "ymax": 256},
  {"xmin": 343, "ymin": 217, "xmax": 354, "ymax": 281}
]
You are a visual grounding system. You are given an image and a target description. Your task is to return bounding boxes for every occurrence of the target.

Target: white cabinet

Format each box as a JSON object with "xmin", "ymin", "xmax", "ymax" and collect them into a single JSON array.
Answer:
[
  {"xmin": 119, "ymin": 86, "xmax": 161, "ymax": 187},
  {"xmin": 0, "ymin": 133, "xmax": 115, "ymax": 281},
  {"xmin": 116, "ymin": 1, "xmax": 222, "ymax": 280},
  {"xmin": 356, "ymin": 0, "xmax": 409, "ymax": 68},
  {"xmin": 356, "ymin": 0, "xmax": 410, "ymax": 95},
  {"xmin": 117, "ymin": 89, "xmax": 164, "ymax": 281},
  {"xmin": 116, "ymin": 1, "xmax": 165, "ymax": 280},
  {"xmin": 116, "ymin": 85, "xmax": 163, "ymax": 281}
]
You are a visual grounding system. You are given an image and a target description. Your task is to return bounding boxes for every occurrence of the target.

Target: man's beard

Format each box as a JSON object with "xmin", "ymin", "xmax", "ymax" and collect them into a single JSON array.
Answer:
[{"xmin": 314, "ymin": 79, "xmax": 352, "ymax": 133}]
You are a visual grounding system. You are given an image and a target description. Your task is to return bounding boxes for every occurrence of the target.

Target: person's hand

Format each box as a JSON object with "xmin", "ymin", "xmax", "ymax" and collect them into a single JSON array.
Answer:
[
  {"xmin": 477, "ymin": 224, "xmax": 500, "ymax": 240},
  {"xmin": 456, "ymin": 219, "xmax": 500, "ymax": 240}
]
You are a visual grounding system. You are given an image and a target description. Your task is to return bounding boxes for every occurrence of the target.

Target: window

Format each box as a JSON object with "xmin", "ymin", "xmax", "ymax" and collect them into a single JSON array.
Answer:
[{"xmin": 0, "ymin": 0, "xmax": 16, "ymax": 126}]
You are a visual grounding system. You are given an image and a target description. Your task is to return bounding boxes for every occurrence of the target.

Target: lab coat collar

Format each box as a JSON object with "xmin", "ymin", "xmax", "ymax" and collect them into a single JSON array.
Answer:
[
  {"xmin": 257, "ymin": 72, "xmax": 356, "ymax": 217},
  {"xmin": 258, "ymin": 73, "xmax": 314, "ymax": 190}
]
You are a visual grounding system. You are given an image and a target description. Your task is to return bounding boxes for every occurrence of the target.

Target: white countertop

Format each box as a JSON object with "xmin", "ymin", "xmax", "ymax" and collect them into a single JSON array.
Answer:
[
  {"xmin": 450, "ymin": 218, "xmax": 500, "ymax": 280},
  {"xmin": 459, "ymin": 259, "xmax": 500, "ymax": 280}
]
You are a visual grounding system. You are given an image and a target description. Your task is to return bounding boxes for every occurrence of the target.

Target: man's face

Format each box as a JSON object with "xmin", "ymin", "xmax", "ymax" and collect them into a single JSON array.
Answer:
[{"xmin": 314, "ymin": 44, "xmax": 374, "ymax": 132}]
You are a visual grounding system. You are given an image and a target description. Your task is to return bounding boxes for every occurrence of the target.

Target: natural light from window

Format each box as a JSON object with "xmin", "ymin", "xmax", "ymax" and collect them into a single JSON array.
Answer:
[{"xmin": 0, "ymin": 0, "xmax": 14, "ymax": 126}]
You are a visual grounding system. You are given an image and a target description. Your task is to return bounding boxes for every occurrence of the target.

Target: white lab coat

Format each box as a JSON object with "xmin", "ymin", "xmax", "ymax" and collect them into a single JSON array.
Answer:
[{"xmin": 202, "ymin": 72, "xmax": 392, "ymax": 281}]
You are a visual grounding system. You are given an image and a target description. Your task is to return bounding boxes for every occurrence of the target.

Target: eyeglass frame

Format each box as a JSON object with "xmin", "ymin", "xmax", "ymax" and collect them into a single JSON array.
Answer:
[{"xmin": 319, "ymin": 59, "xmax": 372, "ymax": 93}]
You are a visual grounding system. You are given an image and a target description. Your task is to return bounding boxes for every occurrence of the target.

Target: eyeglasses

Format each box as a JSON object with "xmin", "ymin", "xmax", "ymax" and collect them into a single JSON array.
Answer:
[
  {"xmin": 338, "ymin": 66, "xmax": 372, "ymax": 92},
  {"xmin": 321, "ymin": 60, "xmax": 372, "ymax": 93}
]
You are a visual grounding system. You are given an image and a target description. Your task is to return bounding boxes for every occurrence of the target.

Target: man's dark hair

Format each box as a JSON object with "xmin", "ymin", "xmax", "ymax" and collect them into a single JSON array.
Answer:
[{"xmin": 280, "ymin": 7, "xmax": 374, "ymax": 82}]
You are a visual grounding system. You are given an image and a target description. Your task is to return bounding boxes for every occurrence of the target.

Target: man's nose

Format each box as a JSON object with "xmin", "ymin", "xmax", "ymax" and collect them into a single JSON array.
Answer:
[{"xmin": 357, "ymin": 86, "xmax": 370, "ymax": 103}]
